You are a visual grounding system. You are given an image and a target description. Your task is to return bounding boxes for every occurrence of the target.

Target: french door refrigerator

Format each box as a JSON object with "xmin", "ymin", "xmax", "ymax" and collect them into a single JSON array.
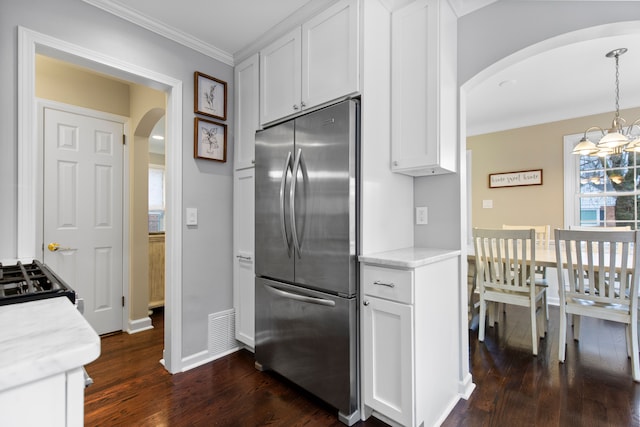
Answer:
[{"xmin": 255, "ymin": 99, "xmax": 359, "ymax": 425}]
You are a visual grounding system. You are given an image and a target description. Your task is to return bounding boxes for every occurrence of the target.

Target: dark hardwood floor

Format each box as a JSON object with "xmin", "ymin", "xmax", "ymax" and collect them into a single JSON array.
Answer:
[
  {"xmin": 84, "ymin": 309, "xmax": 387, "ymax": 427},
  {"xmin": 444, "ymin": 306, "xmax": 640, "ymax": 427},
  {"xmin": 85, "ymin": 306, "xmax": 640, "ymax": 426}
]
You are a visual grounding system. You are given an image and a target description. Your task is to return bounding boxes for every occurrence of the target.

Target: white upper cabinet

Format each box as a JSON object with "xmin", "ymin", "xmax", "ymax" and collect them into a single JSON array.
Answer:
[
  {"xmin": 302, "ymin": 0, "xmax": 359, "ymax": 110},
  {"xmin": 234, "ymin": 53, "xmax": 260, "ymax": 170},
  {"xmin": 260, "ymin": 0, "xmax": 359, "ymax": 125},
  {"xmin": 259, "ymin": 28, "xmax": 302, "ymax": 125},
  {"xmin": 391, "ymin": 0, "xmax": 457, "ymax": 176}
]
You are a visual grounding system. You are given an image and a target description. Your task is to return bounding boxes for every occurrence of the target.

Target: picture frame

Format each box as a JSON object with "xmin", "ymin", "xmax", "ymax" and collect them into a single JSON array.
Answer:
[
  {"xmin": 194, "ymin": 71, "xmax": 227, "ymax": 120},
  {"xmin": 194, "ymin": 117, "xmax": 227, "ymax": 162},
  {"xmin": 489, "ymin": 169, "xmax": 543, "ymax": 188}
]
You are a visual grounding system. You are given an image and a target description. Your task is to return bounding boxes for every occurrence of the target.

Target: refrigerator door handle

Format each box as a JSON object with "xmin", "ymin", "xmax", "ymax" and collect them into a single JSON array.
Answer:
[
  {"xmin": 279, "ymin": 151, "xmax": 293, "ymax": 257},
  {"xmin": 290, "ymin": 148, "xmax": 308, "ymax": 258},
  {"xmin": 264, "ymin": 283, "xmax": 336, "ymax": 307}
]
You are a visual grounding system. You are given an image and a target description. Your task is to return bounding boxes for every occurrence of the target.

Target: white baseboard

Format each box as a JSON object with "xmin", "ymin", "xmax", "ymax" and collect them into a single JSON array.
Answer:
[
  {"xmin": 459, "ymin": 372, "xmax": 476, "ymax": 399},
  {"xmin": 127, "ymin": 316, "xmax": 153, "ymax": 334},
  {"xmin": 181, "ymin": 346, "xmax": 240, "ymax": 372}
]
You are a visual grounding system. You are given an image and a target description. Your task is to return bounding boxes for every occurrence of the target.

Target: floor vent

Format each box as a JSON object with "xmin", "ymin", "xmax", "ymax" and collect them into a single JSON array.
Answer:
[{"xmin": 208, "ymin": 309, "xmax": 236, "ymax": 356}]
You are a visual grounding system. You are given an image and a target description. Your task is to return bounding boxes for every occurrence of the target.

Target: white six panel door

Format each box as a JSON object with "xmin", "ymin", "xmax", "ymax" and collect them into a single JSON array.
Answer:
[{"xmin": 43, "ymin": 107, "xmax": 124, "ymax": 335}]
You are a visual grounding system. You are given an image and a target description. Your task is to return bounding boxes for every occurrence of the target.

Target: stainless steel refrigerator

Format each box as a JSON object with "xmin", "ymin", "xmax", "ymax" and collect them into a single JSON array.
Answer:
[{"xmin": 254, "ymin": 99, "xmax": 359, "ymax": 425}]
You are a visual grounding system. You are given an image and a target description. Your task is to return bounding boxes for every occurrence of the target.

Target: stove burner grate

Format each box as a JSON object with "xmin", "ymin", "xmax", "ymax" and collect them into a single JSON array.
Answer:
[{"xmin": 0, "ymin": 260, "xmax": 75, "ymax": 306}]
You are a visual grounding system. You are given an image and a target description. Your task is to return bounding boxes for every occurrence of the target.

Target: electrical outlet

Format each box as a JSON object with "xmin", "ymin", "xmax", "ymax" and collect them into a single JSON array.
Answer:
[{"xmin": 416, "ymin": 206, "xmax": 428, "ymax": 225}]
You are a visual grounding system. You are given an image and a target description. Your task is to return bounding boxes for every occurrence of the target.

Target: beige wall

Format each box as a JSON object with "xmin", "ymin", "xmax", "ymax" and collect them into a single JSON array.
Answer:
[
  {"xmin": 129, "ymin": 86, "xmax": 166, "ymax": 322},
  {"xmin": 468, "ymin": 106, "xmax": 640, "ymax": 232},
  {"xmin": 36, "ymin": 54, "xmax": 165, "ymax": 327},
  {"xmin": 36, "ymin": 55, "xmax": 130, "ymax": 116}
]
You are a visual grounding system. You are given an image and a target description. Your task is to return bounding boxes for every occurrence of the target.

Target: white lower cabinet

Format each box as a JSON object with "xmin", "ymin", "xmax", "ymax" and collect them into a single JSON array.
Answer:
[
  {"xmin": 361, "ymin": 253, "xmax": 460, "ymax": 427},
  {"xmin": 363, "ymin": 294, "xmax": 414, "ymax": 426},
  {"xmin": 0, "ymin": 368, "xmax": 84, "ymax": 426},
  {"xmin": 233, "ymin": 167, "xmax": 255, "ymax": 348}
]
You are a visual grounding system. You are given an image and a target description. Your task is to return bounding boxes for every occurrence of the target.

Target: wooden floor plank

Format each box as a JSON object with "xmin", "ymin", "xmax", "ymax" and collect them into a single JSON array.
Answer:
[{"xmin": 85, "ymin": 306, "xmax": 640, "ymax": 426}]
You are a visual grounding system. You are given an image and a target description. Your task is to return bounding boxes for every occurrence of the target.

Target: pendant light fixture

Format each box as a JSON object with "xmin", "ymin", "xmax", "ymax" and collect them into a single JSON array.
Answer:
[{"xmin": 573, "ymin": 48, "xmax": 640, "ymax": 156}]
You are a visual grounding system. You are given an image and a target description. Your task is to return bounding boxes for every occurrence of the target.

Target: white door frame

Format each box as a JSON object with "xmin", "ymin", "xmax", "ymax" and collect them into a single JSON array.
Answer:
[{"xmin": 17, "ymin": 26, "xmax": 184, "ymax": 374}]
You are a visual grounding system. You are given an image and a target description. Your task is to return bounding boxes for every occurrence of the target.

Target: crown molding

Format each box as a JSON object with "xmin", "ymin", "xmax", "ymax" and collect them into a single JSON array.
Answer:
[
  {"xmin": 83, "ymin": 0, "xmax": 234, "ymax": 66},
  {"xmin": 233, "ymin": 0, "xmax": 339, "ymax": 64}
]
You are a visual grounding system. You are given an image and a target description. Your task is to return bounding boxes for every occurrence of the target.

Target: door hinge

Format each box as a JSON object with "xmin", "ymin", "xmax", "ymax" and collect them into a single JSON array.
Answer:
[
  {"xmin": 122, "ymin": 296, "xmax": 125, "ymax": 307},
  {"xmin": 122, "ymin": 135, "xmax": 126, "ymax": 145}
]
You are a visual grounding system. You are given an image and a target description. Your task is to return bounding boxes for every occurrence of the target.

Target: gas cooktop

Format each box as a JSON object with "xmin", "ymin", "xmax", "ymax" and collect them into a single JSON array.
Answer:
[{"xmin": 0, "ymin": 260, "xmax": 76, "ymax": 306}]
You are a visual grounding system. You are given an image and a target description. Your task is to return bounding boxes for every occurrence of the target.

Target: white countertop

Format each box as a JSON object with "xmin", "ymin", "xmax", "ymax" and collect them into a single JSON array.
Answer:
[
  {"xmin": 359, "ymin": 247, "xmax": 461, "ymax": 269},
  {"xmin": 0, "ymin": 297, "xmax": 100, "ymax": 392}
]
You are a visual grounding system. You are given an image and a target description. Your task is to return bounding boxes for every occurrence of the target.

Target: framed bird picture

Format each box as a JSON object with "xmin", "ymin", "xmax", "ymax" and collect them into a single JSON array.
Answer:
[
  {"xmin": 194, "ymin": 117, "xmax": 227, "ymax": 162},
  {"xmin": 194, "ymin": 71, "xmax": 227, "ymax": 120}
]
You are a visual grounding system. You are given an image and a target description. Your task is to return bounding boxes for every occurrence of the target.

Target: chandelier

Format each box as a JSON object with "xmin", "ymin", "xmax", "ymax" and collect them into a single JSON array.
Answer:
[{"xmin": 572, "ymin": 48, "xmax": 640, "ymax": 156}]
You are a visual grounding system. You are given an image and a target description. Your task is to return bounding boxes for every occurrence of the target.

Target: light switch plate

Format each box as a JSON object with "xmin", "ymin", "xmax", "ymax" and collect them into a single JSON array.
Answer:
[
  {"xmin": 416, "ymin": 206, "xmax": 428, "ymax": 225},
  {"xmin": 482, "ymin": 200, "xmax": 493, "ymax": 209},
  {"xmin": 186, "ymin": 208, "xmax": 198, "ymax": 225}
]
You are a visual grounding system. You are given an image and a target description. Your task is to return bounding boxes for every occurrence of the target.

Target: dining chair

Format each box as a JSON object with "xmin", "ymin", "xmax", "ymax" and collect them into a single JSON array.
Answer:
[
  {"xmin": 502, "ymin": 224, "xmax": 551, "ymax": 279},
  {"xmin": 567, "ymin": 226, "xmax": 633, "ymax": 330},
  {"xmin": 568, "ymin": 225, "xmax": 631, "ymax": 231},
  {"xmin": 467, "ymin": 258, "xmax": 478, "ymax": 327},
  {"xmin": 472, "ymin": 228, "xmax": 548, "ymax": 356},
  {"xmin": 554, "ymin": 229, "xmax": 640, "ymax": 382},
  {"xmin": 502, "ymin": 224, "xmax": 551, "ymax": 248}
]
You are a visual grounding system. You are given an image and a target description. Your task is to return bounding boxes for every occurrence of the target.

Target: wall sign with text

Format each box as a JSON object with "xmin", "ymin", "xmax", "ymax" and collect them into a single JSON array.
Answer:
[{"xmin": 489, "ymin": 169, "xmax": 543, "ymax": 188}]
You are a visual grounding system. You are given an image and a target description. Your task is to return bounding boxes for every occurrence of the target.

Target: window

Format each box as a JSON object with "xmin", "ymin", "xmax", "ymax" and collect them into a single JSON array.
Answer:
[
  {"xmin": 149, "ymin": 165, "xmax": 165, "ymax": 232},
  {"xmin": 564, "ymin": 132, "xmax": 639, "ymax": 229}
]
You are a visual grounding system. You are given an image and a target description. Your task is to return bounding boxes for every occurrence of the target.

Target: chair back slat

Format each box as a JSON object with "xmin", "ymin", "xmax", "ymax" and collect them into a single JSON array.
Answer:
[{"xmin": 473, "ymin": 228, "xmax": 536, "ymax": 294}]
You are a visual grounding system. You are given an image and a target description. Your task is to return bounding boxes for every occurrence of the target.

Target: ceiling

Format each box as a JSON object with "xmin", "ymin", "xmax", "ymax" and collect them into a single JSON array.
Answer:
[
  {"xmin": 83, "ymin": 0, "xmax": 640, "ymax": 137},
  {"xmin": 467, "ymin": 34, "xmax": 640, "ymax": 136}
]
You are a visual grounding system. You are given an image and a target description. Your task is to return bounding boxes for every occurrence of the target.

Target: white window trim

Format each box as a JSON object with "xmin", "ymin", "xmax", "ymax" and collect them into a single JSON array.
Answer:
[
  {"xmin": 563, "ymin": 133, "xmax": 581, "ymax": 228},
  {"xmin": 563, "ymin": 129, "xmax": 639, "ymax": 229}
]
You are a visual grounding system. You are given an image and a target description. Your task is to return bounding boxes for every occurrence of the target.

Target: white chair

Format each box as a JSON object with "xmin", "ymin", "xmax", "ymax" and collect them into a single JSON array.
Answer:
[
  {"xmin": 569, "ymin": 225, "xmax": 631, "ymax": 231},
  {"xmin": 502, "ymin": 224, "xmax": 551, "ymax": 249},
  {"xmin": 567, "ymin": 226, "xmax": 632, "ymax": 328},
  {"xmin": 502, "ymin": 224, "xmax": 551, "ymax": 279},
  {"xmin": 472, "ymin": 228, "xmax": 548, "ymax": 356},
  {"xmin": 554, "ymin": 228, "xmax": 640, "ymax": 382}
]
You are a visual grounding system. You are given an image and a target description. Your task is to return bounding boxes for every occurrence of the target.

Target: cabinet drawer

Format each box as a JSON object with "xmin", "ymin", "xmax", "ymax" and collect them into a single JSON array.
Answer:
[{"xmin": 362, "ymin": 265, "xmax": 413, "ymax": 304}]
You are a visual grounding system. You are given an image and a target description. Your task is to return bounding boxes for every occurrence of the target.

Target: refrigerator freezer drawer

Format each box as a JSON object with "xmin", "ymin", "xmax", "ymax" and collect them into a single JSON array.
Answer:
[{"xmin": 255, "ymin": 277, "xmax": 358, "ymax": 420}]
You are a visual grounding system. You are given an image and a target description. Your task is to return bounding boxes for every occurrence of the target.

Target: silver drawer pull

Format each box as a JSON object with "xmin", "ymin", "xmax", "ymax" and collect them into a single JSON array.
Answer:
[
  {"xmin": 236, "ymin": 255, "xmax": 252, "ymax": 261},
  {"xmin": 373, "ymin": 280, "xmax": 395, "ymax": 288}
]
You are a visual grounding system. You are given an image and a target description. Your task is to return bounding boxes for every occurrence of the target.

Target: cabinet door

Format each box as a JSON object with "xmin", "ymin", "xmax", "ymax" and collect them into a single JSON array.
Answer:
[
  {"xmin": 390, "ymin": 0, "xmax": 457, "ymax": 176},
  {"xmin": 234, "ymin": 54, "xmax": 259, "ymax": 170},
  {"xmin": 260, "ymin": 28, "xmax": 301, "ymax": 125},
  {"xmin": 233, "ymin": 168, "xmax": 255, "ymax": 347},
  {"xmin": 363, "ymin": 296, "xmax": 414, "ymax": 426},
  {"xmin": 302, "ymin": 0, "xmax": 359, "ymax": 110},
  {"xmin": 391, "ymin": 0, "xmax": 435, "ymax": 172}
]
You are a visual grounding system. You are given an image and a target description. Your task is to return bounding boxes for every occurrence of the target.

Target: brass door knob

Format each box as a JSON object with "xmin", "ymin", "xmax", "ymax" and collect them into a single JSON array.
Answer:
[{"xmin": 47, "ymin": 242, "xmax": 75, "ymax": 252}]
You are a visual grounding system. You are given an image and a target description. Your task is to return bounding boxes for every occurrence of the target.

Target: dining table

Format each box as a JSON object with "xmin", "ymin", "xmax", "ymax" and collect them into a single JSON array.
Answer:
[
  {"xmin": 467, "ymin": 242, "xmax": 636, "ymax": 271},
  {"xmin": 466, "ymin": 241, "xmax": 637, "ymax": 326},
  {"xmin": 467, "ymin": 245, "xmax": 558, "ymax": 269}
]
